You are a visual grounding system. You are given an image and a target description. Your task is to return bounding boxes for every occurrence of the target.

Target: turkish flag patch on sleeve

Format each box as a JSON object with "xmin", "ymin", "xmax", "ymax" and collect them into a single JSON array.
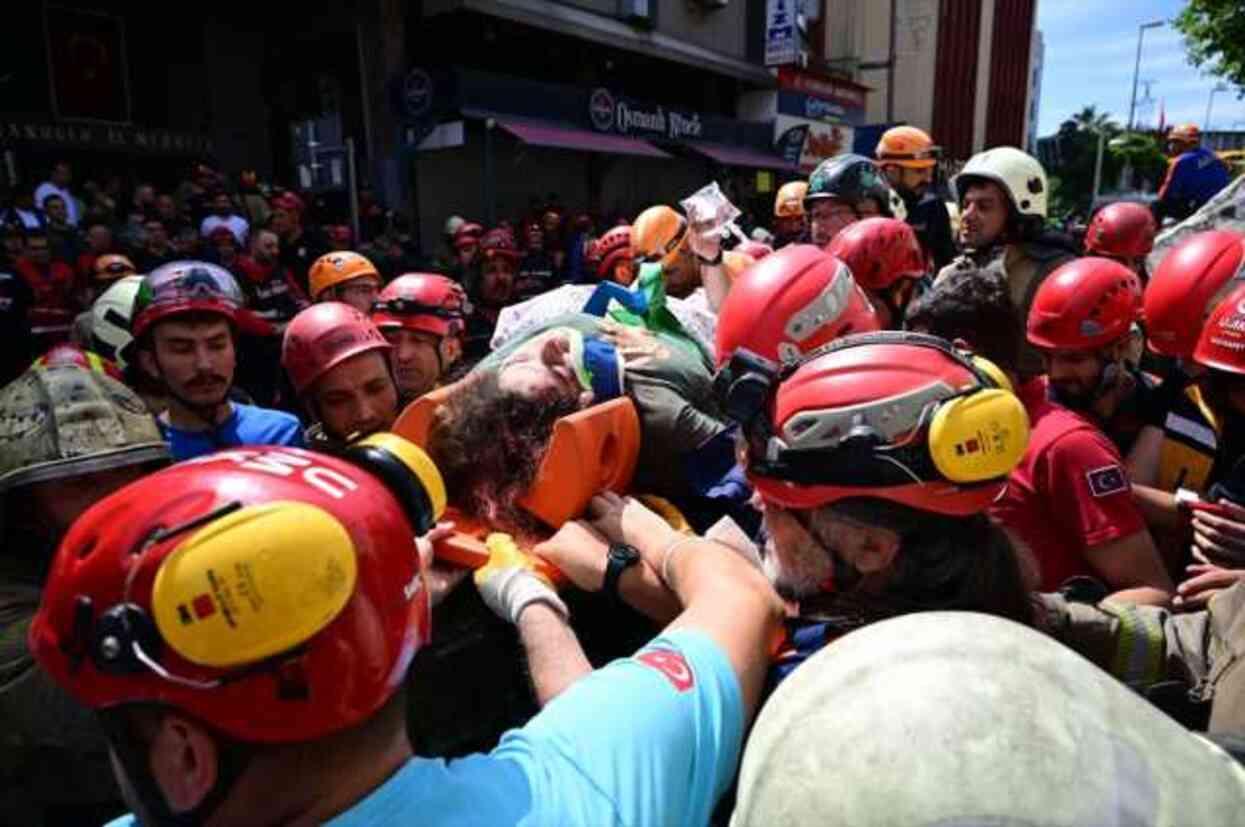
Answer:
[
  {"xmin": 636, "ymin": 648, "xmax": 695, "ymax": 692},
  {"xmin": 1086, "ymin": 465, "xmax": 1128, "ymax": 497}
]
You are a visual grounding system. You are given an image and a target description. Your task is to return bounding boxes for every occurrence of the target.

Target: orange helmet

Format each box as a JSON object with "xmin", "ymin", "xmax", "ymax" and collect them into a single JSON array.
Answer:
[
  {"xmin": 774, "ymin": 182, "xmax": 808, "ymax": 219},
  {"xmin": 876, "ymin": 126, "xmax": 941, "ymax": 169},
  {"xmin": 722, "ymin": 250, "xmax": 756, "ymax": 284},
  {"xmin": 632, "ymin": 205, "xmax": 688, "ymax": 270},
  {"xmin": 1169, "ymin": 123, "xmax": 1201, "ymax": 144},
  {"xmin": 93, "ymin": 254, "xmax": 137, "ymax": 283},
  {"xmin": 308, "ymin": 251, "xmax": 381, "ymax": 301}
]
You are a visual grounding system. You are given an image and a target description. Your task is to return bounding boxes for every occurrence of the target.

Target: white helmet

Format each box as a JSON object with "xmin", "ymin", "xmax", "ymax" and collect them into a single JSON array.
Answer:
[
  {"xmin": 733, "ymin": 612, "xmax": 1245, "ymax": 826},
  {"xmin": 952, "ymin": 146, "xmax": 1048, "ymax": 219},
  {"xmin": 443, "ymin": 215, "xmax": 466, "ymax": 237},
  {"xmin": 90, "ymin": 274, "xmax": 144, "ymax": 370}
]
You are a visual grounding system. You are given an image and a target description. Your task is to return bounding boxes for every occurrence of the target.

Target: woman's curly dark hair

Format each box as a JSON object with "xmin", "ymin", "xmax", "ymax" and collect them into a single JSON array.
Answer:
[{"xmin": 428, "ymin": 369, "xmax": 579, "ymax": 535}]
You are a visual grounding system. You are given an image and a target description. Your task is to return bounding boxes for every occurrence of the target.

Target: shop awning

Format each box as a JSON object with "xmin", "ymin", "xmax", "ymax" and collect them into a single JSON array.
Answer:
[
  {"xmin": 686, "ymin": 142, "xmax": 797, "ymax": 171},
  {"xmin": 496, "ymin": 119, "xmax": 671, "ymax": 159}
]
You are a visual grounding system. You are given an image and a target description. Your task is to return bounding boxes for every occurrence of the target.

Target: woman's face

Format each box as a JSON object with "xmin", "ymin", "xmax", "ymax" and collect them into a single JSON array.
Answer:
[{"xmin": 497, "ymin": 331, "xmax": 590, "ymax": 406}]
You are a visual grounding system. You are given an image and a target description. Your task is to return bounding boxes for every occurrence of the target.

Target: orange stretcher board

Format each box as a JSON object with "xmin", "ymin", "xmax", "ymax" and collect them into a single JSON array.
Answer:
[{"xmin": 394, "ymin": 379, "xmax": 641, "ymax": 579}]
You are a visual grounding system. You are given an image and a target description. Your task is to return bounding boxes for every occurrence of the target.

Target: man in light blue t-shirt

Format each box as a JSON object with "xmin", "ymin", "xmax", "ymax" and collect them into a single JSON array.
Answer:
[
  {"xmin": 31, "ymin": 435, "xmax": 781, "ymax": 825},
  {"xmin": 129, "ymin": 260, "xmax": 304, "ymax": 460}
]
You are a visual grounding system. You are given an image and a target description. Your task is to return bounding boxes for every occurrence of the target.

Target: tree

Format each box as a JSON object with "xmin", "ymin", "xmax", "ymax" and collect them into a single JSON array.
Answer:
[
  {"xmin": 1175, "ymin": 0, "xmax": 1245, "ymax": 91},
  {"xmin": 1046, "ymin": 108, "xmax": 1125, "ymax": 220}
]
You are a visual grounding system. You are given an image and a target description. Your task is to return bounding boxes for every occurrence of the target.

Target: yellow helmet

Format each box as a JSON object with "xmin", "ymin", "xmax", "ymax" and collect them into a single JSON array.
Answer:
[
  {"xmin": 308, "ymin": 251, "xmax": 381, "ymax": 300},
  {"xmin": 631, "ymin": 205, "xmax": 688, "ymax": 270},
  {"xmin": 722, "ymin": 250, "xmax": 756, "ymax": 284},
  {"xmin": 774, "ymin": 182, "xmax": 808, "ymax": 218}
]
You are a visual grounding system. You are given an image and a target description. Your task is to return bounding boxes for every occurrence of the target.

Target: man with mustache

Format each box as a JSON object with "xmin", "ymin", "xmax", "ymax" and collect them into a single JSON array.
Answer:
[
  {"xmin": 130, "ymin": 261, "xmax": 304, "ymax": 460},
  {"xmin": 936, "ymin": 147, "xmax": 1077, "ymax": 379}
]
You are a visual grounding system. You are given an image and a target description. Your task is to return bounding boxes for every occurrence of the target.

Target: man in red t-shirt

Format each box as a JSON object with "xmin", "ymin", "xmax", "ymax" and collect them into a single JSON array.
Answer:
[{"xmin": 991, "ymin": 258, "xmax": 1172, "ymax": 604}]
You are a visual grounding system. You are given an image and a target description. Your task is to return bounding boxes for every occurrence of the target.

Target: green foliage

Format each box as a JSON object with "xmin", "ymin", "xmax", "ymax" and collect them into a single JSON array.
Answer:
[
  {"xmin": 1046, "ymin": 106, "xmax": 1124, "ymax": 218},
  {"xmin": 1175, "ymin": 0, "xmax": 1245, "ymax": 90},
  {"xmin": 1107, "ymin": 132, "xmax": 1169, "ymax": 184}
]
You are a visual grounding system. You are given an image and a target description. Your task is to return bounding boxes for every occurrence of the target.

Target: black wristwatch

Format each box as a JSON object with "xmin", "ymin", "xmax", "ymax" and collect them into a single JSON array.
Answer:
[{"xmin": 603, "ymin": 542, "xmax": 642, "ymax": 604}]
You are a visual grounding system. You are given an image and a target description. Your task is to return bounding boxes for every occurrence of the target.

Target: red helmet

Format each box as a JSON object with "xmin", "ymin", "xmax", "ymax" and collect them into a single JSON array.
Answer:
[
  {"xmin": 595, "ymin": 225, "xmax": 633, "ymax": 279},
  {"xmin": 825, "ymin": 217, "xmax": 927, "ymax": 290},
  {"xmin": 736, "ymin": 241, "xmax": 774, "ymax": 261},
  {"xmin": 33, "ymin": 343, "xmax": 124, "ymax": 382},
  {"xmin": 270, "ymin": 192, "xmax": 304, "ymax": 215},
  {"xmin": 1084, "ymin": 202, "xmax": 1157, "ymax": 260},
  {"xmin": 453, "ymin": 222, "xmax": 484, "ymax": 250},
  {"xmin": 1145, "ymin": 230, "xmax": 1245, "ymax": 357},
  {"xmin": 29, "ymin": 436, "xmax": 446, "ymax": 743},
  {"xmin": 372, "ymin": 274, "xmax": 468, "ymax": 339},
  {"xmin": 131, "ymin": 261, "xmax": 245, "ymax": 340},
  {"xmin": 1194, "ymin": 283, "xmax": 1245, "ymax": 375},
  {"xmin": 745, "ymin": 333, "xmax": 1027, "ymax": 516},
  {"xmin": 1027, "ymin": 258, "xmax": 1141, "ymax": 351},
  {"xmin": 282, "ymin": 302, "xmax": 391, "ymax": 395},
  {"xmin": 480, "ymin": 227, "xmax": 520, "ymax": 261},
  {"xmin": 715, "ymin": 244, "xmax": 881, "ymax": 367}
]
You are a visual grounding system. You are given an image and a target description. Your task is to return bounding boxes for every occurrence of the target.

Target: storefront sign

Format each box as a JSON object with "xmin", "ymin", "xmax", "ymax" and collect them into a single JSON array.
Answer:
[
  {"xmin": 588, "ymin": 88, "xmax": 705, "ymax": 141},
  {"xmin": 764, "ymin": 0, "xmax": 800, "ymax": 67},
  {"xmin": 0, "ymin": 120, "xmax": 214, "ymax": 155},
  {"xmin": 777, "ymin": 67, "xmax": 868, "ymax": 111},
  {"xmin": 776, "ymin": 91, "xmax": 861, "ymax": 125},
  {"xmin": 775, "ymin": 115, "xmax": 854, "ymax": 174}
]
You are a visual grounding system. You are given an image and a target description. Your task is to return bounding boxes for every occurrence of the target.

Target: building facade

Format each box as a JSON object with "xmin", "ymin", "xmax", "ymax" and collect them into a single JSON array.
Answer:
[{"xmin": 821, "ymin": 0, "xmax": 1039, "ymax": 161}]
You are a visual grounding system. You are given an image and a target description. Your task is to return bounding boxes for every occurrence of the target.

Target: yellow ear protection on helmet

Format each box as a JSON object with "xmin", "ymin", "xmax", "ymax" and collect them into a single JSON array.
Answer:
[
  {"xmin": 337, "ymin": 432, "xmax": 447, "ymax": 534},
  {"xmin": 723, "ymin": 331, "xmax": 1029, "ymax": 489}
]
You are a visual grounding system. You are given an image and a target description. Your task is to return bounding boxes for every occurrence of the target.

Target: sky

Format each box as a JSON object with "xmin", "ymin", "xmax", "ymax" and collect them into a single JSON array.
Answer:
[{"xmin": 1036, "ymin": 0, "xmax": 1245, "ymax": 137}]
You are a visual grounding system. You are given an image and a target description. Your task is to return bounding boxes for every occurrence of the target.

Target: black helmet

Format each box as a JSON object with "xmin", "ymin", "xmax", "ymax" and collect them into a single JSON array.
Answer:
[{"xmin": 804, "ymin": 154, "xmax": 907, "ymax": 220}]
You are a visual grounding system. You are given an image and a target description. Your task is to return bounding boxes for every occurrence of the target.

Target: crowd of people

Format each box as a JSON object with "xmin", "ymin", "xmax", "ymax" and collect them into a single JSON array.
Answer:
[{"xmin": 3, "ymin": 120, "xmax": 1245, "ymax": 826}]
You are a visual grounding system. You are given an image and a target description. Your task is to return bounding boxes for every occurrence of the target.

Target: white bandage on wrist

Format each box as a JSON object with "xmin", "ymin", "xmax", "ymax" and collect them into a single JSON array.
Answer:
[{"xmin": 478, "ymin": 567, "xmax": 569, "ymax": 625}]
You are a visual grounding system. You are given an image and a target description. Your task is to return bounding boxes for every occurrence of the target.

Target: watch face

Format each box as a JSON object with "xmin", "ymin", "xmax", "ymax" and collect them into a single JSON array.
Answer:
[{"xmin": 610, "ymin": 542, "xmax": 641, "ymax": 565}]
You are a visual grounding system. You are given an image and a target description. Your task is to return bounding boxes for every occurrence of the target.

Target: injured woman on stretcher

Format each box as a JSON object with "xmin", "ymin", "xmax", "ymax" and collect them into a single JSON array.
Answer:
[{"xmin": 407, "ymin": 310, "xmax": 753, "ymax": 543}]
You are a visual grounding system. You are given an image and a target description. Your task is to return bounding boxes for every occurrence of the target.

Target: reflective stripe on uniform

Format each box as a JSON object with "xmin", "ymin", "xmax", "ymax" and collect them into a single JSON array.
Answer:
[{"xmin": 1101, "ymin": 600, "xmax": 1166, "ymax": 687}]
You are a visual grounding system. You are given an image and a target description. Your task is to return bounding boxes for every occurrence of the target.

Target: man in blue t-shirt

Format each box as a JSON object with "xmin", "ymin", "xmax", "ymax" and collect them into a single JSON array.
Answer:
[
  {"xmin": 1156, "ymin": 123, "xmax": 1231, "ymax": 223},
  {"xmin": 129, "ymin": 260, "xmax": 304, "ymax": 460},
  {"xmin": 31, "ymin": 439, "xmax": 781, "ymax": 825}
]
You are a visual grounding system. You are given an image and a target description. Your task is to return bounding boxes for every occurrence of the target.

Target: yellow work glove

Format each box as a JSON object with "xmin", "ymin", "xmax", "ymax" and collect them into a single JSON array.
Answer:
[{"xmin": 473, "ymin": 533, "xmax": 568, "ymax": 625}]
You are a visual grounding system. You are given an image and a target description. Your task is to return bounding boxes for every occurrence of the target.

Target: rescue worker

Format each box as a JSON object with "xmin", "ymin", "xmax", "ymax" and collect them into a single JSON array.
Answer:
[
  {"xmin": 516, "ymin": 220, "xmax": 559, "ymax": 299},
  {"xmin": 308, "ymin": 250, "xmax": 383, "ymax": 315},
  {"xmin": 714, "ymin": 244, "xmax": 880, "ymax": 367},
  {"xmin": 451, "ymin": 220, "xmax": 484, "ymax": 290},
  {"xmin": 1129, "ymin": 232, "xmax": 1245, "ymax": 528},
  {"xmin": 463, "ymin": 228, "xmax": 520, "ymax": 363},
  {"xmin": 74, "ymin": 253, "xmax": 139, "ymax": 349},
  {"xmin": 936, "ymin": 146, "xmax": 1078, "ymax": 378},
  {"xmin": 129, "ymin": 261, "xmax": 304, "ymax": 460},
  {"xmin": 732, "ymin": 611, "xmax": 1245, "ymax": 826},
  {"xmin": 826, "ymin": 217, "xmax": 929, "ymax": 329},
  {"xmin": 803, "ymin": 154, "xmax": 906, "ymax": 248},
  {"xmin": 435, "ymin": 215, "xmax": 466, "ymax": 273},
  {"xmin": 372, "ymin": 273, "xmax": 469, "ymax": 402},
  {"xmin": 1132, "ymin": 284, "xmax": 1245, "ymax": 587},
  {"xmin": 282, "ymin": 302, "xmax": 398, "ymax": 447},
  {"xmin": 1084, "ymin": 200, "xmax": 1158, "ymax": 276},
  {"xmin": 1083, "ymin": 200, "xmax": 1158, "ymax": 369},
  {"xmin": 631, "ymin": 204, "xmax": 726, "ymax": 299},
  {"xmin": 30, "ymin": 436, "xmax": 781, "ymax": 826},
  {"xmin": 875, "ymin": 125, "xmax": 956, "ymax": 271},
  {"xmin": 1155, "ymin": 123, "xmax": 1231, "ymax": 223},
  {"xmin": 993, "ymin": 258, "xmax": 1172, "ymax": 602},
  {"xmin": 771, "ymin": 181, "xmax": 808, "ymax": 248},
  {"xmin": 561, "ymin": 332, "xmax": 1035, "ymax": 691},
  {"xmin": 270, "ymin": 191, "xmax": 323, "ymax": 296},
  {"xmin": 0, "ymin": 363, "xmax": 170, "ymax": 824},
  {"xmin": 593, "ymin": 224, "xmax": 634, "ymax": 285}
]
